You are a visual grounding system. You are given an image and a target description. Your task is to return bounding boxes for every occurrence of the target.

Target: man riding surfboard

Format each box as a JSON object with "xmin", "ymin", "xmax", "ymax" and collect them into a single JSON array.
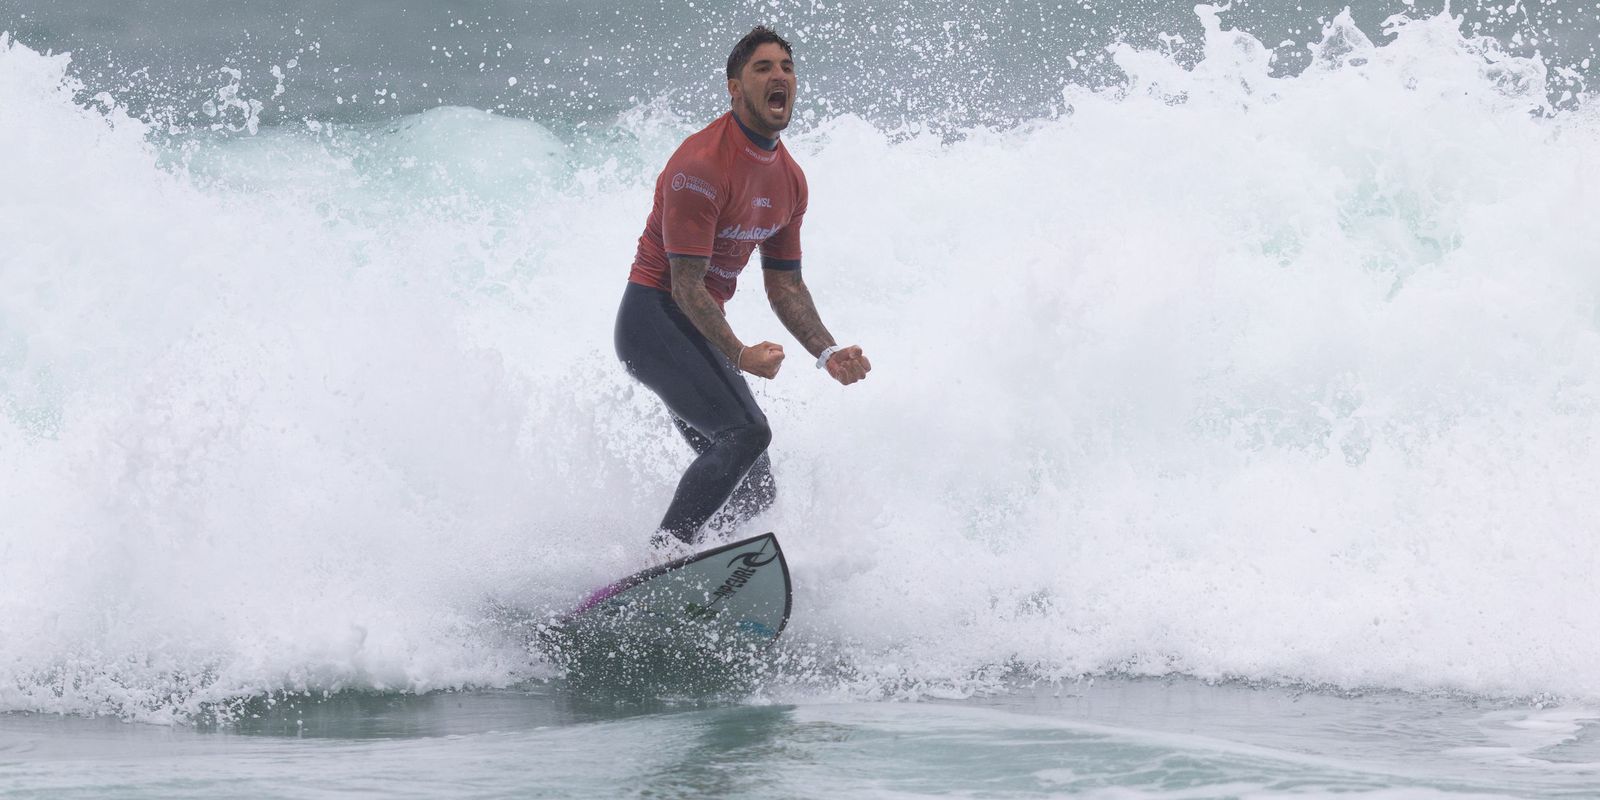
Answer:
[{"xmin": 615, "ymin": 25, "xmax": 871, "ymax": 552}]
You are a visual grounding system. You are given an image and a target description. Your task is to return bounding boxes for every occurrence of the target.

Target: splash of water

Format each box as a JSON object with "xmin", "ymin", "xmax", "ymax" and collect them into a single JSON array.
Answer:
[{"xmin": 2, "ymin": 6, "xmax": 1598, "ymax": 720}]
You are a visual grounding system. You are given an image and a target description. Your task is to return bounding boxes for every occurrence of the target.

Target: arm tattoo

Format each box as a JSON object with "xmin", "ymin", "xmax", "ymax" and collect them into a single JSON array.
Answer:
[
  {"xmin": 763, "ymin": 269, "xmax": 837, "ymax": 357},
  {"xmin": 669, "ymin": 255, "xmax": 744, "ymax": 360}
]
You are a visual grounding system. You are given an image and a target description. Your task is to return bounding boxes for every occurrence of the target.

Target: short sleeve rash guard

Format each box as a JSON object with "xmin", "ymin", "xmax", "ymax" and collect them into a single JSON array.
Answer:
[{"xmin": 628, "ymin": 113, "xmax": 809, "ymax": 308}]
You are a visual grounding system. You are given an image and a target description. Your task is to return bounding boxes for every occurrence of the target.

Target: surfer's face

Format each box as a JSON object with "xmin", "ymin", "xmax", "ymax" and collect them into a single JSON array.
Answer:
[{"xmin": 728, "ymin": 42, "xmax": 794, "ymax": 136}]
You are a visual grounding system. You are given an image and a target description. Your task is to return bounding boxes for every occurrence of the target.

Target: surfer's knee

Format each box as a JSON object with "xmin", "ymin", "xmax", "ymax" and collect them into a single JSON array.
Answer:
[
  {"xmin": 722, "ymin": 418, "xmax": 771, "ymax": 460},
  {"xmin": 747, "ymin": 419, "xmax": 773, "ymax": 454}
]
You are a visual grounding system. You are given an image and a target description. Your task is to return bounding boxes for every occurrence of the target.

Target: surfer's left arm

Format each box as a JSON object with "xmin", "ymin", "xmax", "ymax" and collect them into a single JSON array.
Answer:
[{"xmin": 762, "ymin": 268, "xmax": 871, "ymax": 385}]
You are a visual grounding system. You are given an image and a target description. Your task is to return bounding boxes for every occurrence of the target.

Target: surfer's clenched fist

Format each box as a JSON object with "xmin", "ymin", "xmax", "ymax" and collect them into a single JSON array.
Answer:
[
  {"xmin": 738, "ymin": 342, "xmax": 785, "ymax": 379},
  {"xmin": 760, "ymin": 267, "xmax": 868, "ymax": 387},
  {"xmin": 823, "ymin": 345, "xmax": 870, "ymax": 385}
]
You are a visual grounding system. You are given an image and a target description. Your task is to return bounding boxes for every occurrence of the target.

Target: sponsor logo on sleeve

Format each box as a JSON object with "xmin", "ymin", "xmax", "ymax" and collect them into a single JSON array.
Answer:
[{"xmin": 670, "ymin": 172, "xmax": 717, "ymax": 201}]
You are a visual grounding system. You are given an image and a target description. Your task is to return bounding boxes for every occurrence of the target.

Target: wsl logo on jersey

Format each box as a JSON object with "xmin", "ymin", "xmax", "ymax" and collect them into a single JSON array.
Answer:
[{"xmin": 670, "ymin": 172, "xmax": 717, "ymax": 201}]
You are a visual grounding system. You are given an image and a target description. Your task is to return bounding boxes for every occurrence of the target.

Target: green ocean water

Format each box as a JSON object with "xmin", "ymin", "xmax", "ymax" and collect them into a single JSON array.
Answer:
[{"xmin": 6, "ymin": 679, "xmax": 1600, "ymax": 798}]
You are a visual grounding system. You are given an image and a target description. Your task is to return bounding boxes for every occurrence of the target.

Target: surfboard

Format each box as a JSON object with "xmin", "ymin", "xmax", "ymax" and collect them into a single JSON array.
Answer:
[{"xmin": 539, "ymin": 532, "xmax": 792, "ymax": 693}]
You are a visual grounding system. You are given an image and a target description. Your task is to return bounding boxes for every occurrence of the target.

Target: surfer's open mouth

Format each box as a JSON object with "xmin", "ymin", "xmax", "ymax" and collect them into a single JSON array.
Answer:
[{"xmin": 766, "ymin": 88, "xmax": 788, "ymax": 113}]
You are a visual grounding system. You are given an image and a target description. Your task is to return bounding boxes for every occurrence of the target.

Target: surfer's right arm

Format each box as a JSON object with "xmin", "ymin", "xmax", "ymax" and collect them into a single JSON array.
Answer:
[{"xmin": 668, "ymin": 255, "xmax": 785, "ymax": 378}]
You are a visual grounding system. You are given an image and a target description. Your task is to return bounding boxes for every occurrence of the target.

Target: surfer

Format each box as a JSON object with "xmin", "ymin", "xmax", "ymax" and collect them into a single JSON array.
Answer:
[{"xmin": 615, "ymin": 26, "xmax": 871, "ymax": 551}]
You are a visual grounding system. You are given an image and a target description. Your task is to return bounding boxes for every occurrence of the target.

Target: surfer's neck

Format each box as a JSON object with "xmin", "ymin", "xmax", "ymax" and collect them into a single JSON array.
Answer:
[{"xmin": 732, "ymin": 109, "xmax": 779, "ymax": 151}]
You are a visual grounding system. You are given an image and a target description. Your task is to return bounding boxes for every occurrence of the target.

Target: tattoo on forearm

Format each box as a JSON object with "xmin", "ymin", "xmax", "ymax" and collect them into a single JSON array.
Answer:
[
  {"xmin": 764, "ymin": 270, "xmax": 836, "ymax": 357},
  {"xmin": 669, "ymin": 255, "xmax": 744, "ymax": 360}
]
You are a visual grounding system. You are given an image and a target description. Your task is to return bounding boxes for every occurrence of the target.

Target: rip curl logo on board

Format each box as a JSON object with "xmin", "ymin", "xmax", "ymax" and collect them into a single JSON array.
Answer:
[
  {"xmin": 704, "ymin": 547, "xmax": 778, "ymax": 606},
  {"xmin": 670, "ymin": 172, "xmax": 717, "ymax": 200},
  {"xmin": 728, "ymin": 550, "xmax": 778, "ymax": 569}
]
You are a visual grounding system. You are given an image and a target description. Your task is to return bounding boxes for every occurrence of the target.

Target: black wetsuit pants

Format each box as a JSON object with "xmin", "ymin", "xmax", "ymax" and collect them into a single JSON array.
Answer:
[{"xmin": 614, "ymin": 282, "xmax": 776, "ymax": 544}]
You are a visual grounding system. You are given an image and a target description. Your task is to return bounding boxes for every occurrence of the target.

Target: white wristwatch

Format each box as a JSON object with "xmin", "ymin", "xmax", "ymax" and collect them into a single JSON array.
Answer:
[{"xmin": 816, "ymin": 345, "xmax": 843, "ymax": 369}]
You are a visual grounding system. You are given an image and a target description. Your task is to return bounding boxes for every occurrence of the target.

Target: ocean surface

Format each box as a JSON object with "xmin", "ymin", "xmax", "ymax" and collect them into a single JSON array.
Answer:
[{"xmin": 3, "ymin": 0, "xmax": 1600, "ymax": 796}]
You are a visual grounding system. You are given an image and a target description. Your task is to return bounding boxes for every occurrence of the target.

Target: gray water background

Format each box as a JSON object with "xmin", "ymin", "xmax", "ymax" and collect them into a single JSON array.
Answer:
[{"xmin": 3, "ymin": 0, "xmax": 1595, "ymax": 135}]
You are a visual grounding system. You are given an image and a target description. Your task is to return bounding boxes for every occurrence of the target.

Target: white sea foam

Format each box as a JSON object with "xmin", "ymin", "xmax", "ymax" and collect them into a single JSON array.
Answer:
[{"xmin": 2, "ymin": 7, "xmax": 1599, "ymax": 719}]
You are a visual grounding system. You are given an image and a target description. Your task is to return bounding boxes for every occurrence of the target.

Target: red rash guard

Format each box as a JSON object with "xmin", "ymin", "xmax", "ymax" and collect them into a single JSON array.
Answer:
[{"xmin": 629, "ymin": 112, "xmax": 808, "ymax": 308}]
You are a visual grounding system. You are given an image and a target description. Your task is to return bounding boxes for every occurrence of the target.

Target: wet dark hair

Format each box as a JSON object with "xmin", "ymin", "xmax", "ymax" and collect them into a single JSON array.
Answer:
[{"xmin": 726, "ymin": 26, "xmax": 792, "ymax": 80}]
